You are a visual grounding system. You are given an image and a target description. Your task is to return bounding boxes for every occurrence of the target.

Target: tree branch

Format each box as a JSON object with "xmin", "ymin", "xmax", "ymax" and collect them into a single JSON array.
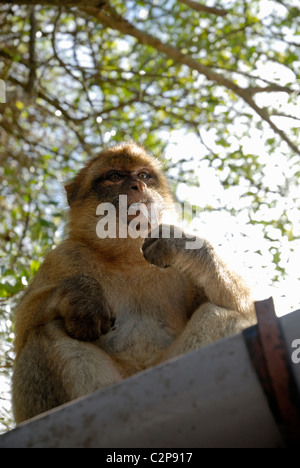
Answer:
[
  {"xmin": 248, "ymin": 85, "xmax": 297, "ymax": 96},
  {"xmin": 1, "ymin": 0, "xmax": 298, "ymax": 154},
  {"xmin": 270, "ymin": 111, "xmax": 300, "ymax": 122},
  {"xmin": 194, "ymin": 62, "xmax": 297, "ymax": 95},
  {"xmin": 87, "ymin": 7, "xmax": 244, "ymax": 94},
  {"xmin": 25, "ymin": 5, "xmax": 37, "ymax": 95},
  {"xmin": 85, "ymin": 7, "xmax": 300, "ymax": 155},
  {"xmin": 178, "ymin": 0, "xmax": 228, "ymax": 17},
  {"xmin": 0, "ymin": 0, "xmax": 105, "ymax": 5}
]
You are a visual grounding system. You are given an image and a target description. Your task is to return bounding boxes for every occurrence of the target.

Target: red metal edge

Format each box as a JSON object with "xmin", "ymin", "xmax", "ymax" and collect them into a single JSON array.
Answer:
[{"xmin": 254, "ymin": 297, "xmax": 300, "ymax": 447}]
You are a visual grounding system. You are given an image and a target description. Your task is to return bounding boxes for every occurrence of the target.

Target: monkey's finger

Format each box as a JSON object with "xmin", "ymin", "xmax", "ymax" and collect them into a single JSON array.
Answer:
[
  {"xmin": 100, "ymin": 320, "xmax": 112, "ymax": 335},
  {"xmin": 142, "ymin": 240, "xmax": 159, "ymax": 261},
  {"xmin": 110, "ymin": 316, "xmax": 116, "ymax": 328},
  {"xmin": 142, "ymin": 237, "xmax": 159, "ymax": 253},
  {"xmin": 100, "ymin": 313, "xmax": 116, "ymax": 335}
]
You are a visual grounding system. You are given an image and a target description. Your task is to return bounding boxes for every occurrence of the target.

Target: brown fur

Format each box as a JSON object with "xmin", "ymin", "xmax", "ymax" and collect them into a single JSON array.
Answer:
[{"xmin": 12, "ymin": 141, "xmax": 256, "ymax": 423}]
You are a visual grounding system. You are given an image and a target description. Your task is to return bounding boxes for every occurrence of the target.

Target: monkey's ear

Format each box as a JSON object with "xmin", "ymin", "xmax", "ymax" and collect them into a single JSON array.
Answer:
[
  {"xmin": 65, "ymin": 164, "xmax": 89, "ymax": 205},
  {"xmin": 65, "ymin": 181, "xmax": 78, "ymax": 206}
]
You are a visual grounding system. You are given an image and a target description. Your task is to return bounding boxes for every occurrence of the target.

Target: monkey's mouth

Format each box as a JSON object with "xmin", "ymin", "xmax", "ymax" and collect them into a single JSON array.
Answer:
[
  {"xmin": 127, "ymin": 202, "xmax": 151, "ymax": 220},
  {"xmin": 106, "ymin": 195, "xmax": 163, "ymax": 228},
  {"xmin": 111, "ymin": 195, "xmax": 153, "ymax": 207}
]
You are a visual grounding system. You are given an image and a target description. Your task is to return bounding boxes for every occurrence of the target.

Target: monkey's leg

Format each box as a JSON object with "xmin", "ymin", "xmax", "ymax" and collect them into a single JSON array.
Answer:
[
  {"xmin": 160, "ymin": 302, "xmax": 252, "ymax": 362},
  {"xmin": 12, "ymin": 320, "xmax": 122, "ymax": 424}
]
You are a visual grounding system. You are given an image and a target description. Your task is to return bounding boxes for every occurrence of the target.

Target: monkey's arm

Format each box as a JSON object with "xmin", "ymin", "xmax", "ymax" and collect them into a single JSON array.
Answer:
[
  {"xmin": 15, "ymin": 274, "xmax": 115, "ymax": 356},
  {"xmin": 142, "ymin": 225, "xmax": 254, "ymax": 317},
  {"xmin": 46, "ymin": 275, "xmax": 115, "ymax": 341},
  {"xmin": 143, "ymin": 225, "xmax": 256, "ymax": 361}
]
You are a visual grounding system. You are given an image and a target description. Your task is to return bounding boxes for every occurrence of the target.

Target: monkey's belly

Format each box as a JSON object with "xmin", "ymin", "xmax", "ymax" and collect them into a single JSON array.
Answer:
[{"xmin": 97, "ymin": 315, "xmax": 176, "ymax": 373}]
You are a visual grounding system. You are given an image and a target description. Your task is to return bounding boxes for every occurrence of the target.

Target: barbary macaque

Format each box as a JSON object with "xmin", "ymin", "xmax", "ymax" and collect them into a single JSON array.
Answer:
[{"xmin": 12, "ymin": 141, "xmax": 256, "ymax": 423}]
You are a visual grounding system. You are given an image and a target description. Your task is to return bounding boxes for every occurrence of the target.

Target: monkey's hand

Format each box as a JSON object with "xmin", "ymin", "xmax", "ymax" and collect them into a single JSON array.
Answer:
[
  {"xmin": 142, "ymin": 224, "xmax": 205, "ymax": 269},
  {"xmin": 48, "ymin": 275, "xmax": 115, "ymax": 341}
]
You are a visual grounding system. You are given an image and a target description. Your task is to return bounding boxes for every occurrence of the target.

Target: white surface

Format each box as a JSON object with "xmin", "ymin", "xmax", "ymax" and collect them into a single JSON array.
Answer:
[{"xmin": 2, "ymin": 311, "xmax": 299, "ymax": 448}]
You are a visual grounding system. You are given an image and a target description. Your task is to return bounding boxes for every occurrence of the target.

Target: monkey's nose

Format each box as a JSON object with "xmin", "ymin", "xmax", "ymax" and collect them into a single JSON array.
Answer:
[{"xmin": 130, "ymin": 180, "xmax": 146, "ymax": 192}]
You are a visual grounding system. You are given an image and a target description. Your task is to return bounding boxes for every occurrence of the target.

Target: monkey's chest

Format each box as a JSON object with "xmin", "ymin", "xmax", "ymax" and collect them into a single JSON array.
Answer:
[
  {"xmin": 96, "ymin": 266, "xmax": 189, "ymax": 374},
  {"xmin": 97, "ymin": 311, "xmax": 178, "ymax": 374},
  {"xmin": 97, "ymin": 288, "xmax": 188, "ymax": 374}
]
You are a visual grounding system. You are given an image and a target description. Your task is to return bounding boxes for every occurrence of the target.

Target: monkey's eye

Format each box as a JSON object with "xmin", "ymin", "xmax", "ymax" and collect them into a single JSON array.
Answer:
[
  {"xmin": 138, "ymin": 172, "xmax": 150, "ymax": 180},
  {"xmin": 107, "ymin": 172, "xmax": 123, "ymax": 182}
]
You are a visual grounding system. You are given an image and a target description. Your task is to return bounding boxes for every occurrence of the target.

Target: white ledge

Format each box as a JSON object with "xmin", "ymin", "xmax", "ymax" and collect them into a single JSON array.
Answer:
[{"xmin": 1, "ymin": 310, "xmax": 299, "ymax": 448}]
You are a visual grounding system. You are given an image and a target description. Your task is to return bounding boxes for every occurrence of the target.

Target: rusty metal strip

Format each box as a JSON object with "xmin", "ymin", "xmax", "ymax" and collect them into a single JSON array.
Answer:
[
  {"xmin": 244, "ymin": 297, "xmax": 300, "ymax": 447},
  {"xmin": 243, "ymin": 324, "xmax": 281, "ymax": 425}
]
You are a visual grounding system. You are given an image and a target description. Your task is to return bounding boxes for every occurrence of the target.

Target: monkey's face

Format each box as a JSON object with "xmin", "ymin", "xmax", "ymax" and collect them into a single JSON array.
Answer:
[
  {"xmin": 92, "ymin": 165, "xmax": 163, "ymax": 208},
  {"xmin": 65, "ymin": 142, "xmax": 175, "ymax": 243}
]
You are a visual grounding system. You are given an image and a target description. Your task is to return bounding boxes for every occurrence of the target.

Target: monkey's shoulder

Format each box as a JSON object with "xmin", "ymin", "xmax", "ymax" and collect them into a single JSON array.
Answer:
[{"xmin": 27, "ymin": 241, "xmax": 100, "ymax": 285}]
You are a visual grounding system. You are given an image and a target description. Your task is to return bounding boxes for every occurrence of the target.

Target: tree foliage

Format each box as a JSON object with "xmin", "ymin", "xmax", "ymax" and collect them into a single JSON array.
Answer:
[{"xmin": 0, "ymin": 0, "xmax": 299, "ymax": 431}]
